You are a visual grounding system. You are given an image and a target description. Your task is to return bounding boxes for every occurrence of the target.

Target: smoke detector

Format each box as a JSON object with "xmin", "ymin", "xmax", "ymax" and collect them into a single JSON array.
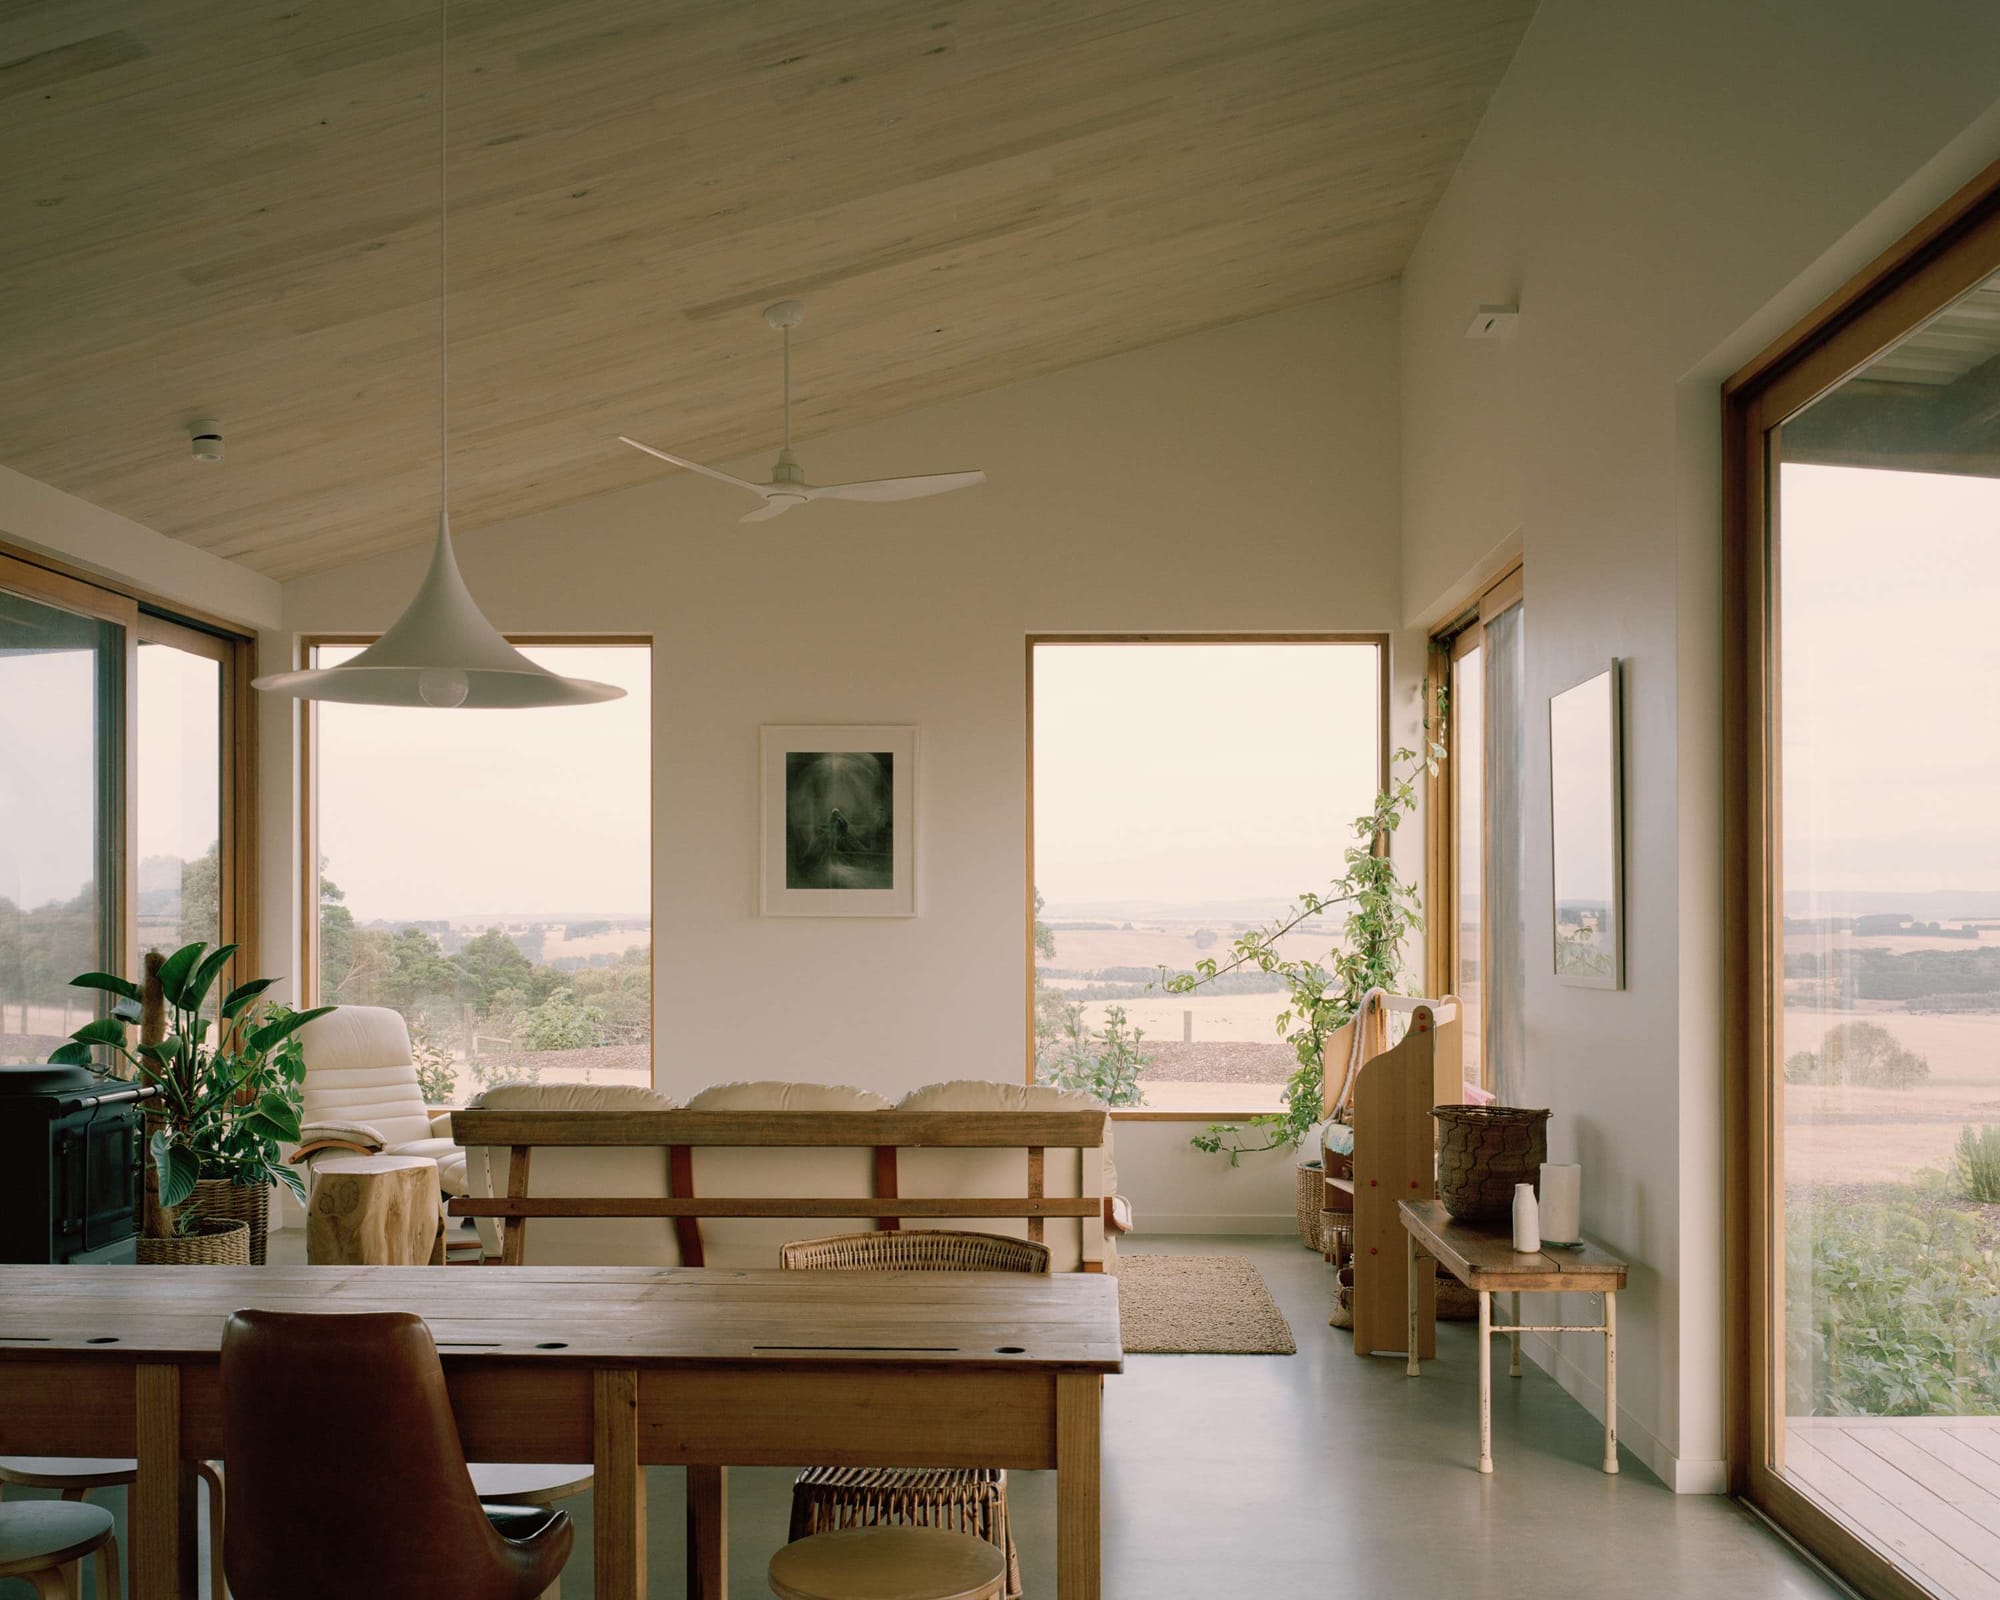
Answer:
[
  {"xmin": 189, "ymin": 419, "xmax": 222, "ymax": 462},
  {"xmin": 1464, "ymin": 306, "xmax": 1519, "ymax": 341}
]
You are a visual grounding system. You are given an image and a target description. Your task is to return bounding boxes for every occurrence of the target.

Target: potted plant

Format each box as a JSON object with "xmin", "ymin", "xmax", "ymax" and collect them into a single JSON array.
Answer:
[
  {"xmin": 1166, "ymin": 687, "xmax": 1445, "ymax": 1165},
  {"xmin": 49, "ymin": 942, "xmax": 331, "ymax": 1264}
]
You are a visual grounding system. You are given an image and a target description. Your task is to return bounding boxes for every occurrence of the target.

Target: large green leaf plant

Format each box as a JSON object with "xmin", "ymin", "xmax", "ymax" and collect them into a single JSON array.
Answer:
[{"xmin": 48, "ymin": 943, "xmax": 332, "ymax": 1234}]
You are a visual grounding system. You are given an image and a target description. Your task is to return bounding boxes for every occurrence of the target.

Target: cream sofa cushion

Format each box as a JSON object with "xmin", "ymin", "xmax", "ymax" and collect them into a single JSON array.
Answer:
[
  {"xmin": 464, "ymin": 1081, "xmax": 681, "ymax": 1266},
  {"xmin": 684, "ymin": 1081, "xmax": 892, "ymax": 1268},
  {"xmin": 896, "ymin": 1080, "xmax": 1112, "ymax": 1271}
]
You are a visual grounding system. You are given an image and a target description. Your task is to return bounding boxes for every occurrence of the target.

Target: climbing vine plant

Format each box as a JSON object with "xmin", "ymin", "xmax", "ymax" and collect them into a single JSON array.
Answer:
[{"xmin": 1164, "ymin": 686, "xmax": 1446, "ymax": 1164}]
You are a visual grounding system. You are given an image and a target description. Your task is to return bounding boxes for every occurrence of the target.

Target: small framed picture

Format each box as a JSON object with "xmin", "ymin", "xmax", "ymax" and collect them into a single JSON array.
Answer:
[
  {"xmin": 760, "ymin": 725, "xmax": 918, "ymax": 916},
  {"xmin": 1549, "ymin": 661, "xmax": 1623, "ymax": 988}
]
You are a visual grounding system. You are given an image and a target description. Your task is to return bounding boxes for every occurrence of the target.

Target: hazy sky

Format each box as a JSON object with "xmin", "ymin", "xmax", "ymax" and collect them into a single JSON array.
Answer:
[
  {"xmin": 1033, "ymin": 642, "xmax": 1381, "ymax": 910},
  {"xmin": 1782, "ymin": 462, "xmax": 2000, "ymax": 895},
  {"xmin": 137, "ymin": 642, "xmax": 221, "ymax": 863},
  {"xmin": 316, "ymin": 644, "xmax": 651, "ymax": 923}
]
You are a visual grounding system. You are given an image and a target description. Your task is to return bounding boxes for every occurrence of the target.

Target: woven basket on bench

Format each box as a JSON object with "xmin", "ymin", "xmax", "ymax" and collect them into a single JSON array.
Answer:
[{"xmin": 1433, "ymin": 1104, "xmax": 1550, "ymax": 1221}]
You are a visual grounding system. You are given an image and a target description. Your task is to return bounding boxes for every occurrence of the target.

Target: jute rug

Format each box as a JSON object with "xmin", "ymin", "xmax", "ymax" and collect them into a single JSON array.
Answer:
[{"xmin": 1112, "ymin": 1254, "xmax": 1297, "ymax": 1355}]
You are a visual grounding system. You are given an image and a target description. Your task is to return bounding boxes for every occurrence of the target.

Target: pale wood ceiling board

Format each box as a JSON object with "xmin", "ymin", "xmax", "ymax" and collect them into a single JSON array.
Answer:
[{"xmin": 0, "ymin": 0, "xmax": 1538, "ymax": 577}]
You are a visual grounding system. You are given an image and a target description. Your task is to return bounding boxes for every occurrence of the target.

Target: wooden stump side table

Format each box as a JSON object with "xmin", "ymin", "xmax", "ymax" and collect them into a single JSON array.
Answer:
[{"xmin": 307, "ymin": 1157, "xmax": 443, "ymax": 1266}]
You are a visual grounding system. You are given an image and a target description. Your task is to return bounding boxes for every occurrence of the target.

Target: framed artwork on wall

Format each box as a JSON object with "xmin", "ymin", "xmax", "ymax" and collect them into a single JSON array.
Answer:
[
  {"xmin": 1549, "ymin": 661, "xmax": 1623, "ymax": 989},
  {"xmin": 760, "ymin": 724, "xmax": 918, "ymax": 916}
]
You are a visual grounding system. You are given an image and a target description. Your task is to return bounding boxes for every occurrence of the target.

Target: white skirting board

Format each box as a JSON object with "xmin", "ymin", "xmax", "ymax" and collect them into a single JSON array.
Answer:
[{"xmin": 1522, "ymin": 1329, "xmax": 1728, "ymax": 1494}]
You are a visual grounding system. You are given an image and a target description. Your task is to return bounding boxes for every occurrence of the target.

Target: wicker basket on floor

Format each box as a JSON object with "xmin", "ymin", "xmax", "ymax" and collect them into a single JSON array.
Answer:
[
  {"xmin": 1295, "ymin": 1162, "xmax": 1324, "ymax": 1250},
  {"xmin": 779, "ymin": 1229, "xmax": 1049, "ymax": 1273},
  {"xmin": 135, "ymin": 1218, "xmax": 250, "ymax": 1266},
  {"xmin": 189, "ymin": 1177, "xmax": 272, "ymax": 1265}
]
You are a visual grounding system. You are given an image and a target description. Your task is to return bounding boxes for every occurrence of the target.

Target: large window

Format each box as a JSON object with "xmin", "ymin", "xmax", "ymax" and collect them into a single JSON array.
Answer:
[
  {"xmin": 1, "ymin": 549, "xmax": 252, "ymax": 1063},
  {"xmin": 1730, "ymin": 183, "xmax": 2000, "ymax": 1600},
  {"xmin": 1430, "ymin": 569, "xmax": 1524, "ymax": 1098},
  {"xmin": 1029, "ymin": 637, "xmax": 1383, "ymax": 1114},
  {"xmin": 306, "ymin": 640, "xmax": 652, "ymax": 1096}
]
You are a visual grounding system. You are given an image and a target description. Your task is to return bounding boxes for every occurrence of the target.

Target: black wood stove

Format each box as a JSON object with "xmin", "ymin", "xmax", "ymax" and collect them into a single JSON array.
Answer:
[{"xmin": 0, "ymin": 1063, "xmax": 157, "ymax": 1264}]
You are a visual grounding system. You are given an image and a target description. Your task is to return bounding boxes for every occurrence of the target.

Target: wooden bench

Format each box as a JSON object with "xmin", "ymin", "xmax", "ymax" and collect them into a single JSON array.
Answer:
[
  {"xmin": 447, "ymin": 1108, "xmax": 1112, "ymax": 1270},
  {"xmin": 1399, "ymin": 1197, "xmax": 1628, "ymax": 1475}
]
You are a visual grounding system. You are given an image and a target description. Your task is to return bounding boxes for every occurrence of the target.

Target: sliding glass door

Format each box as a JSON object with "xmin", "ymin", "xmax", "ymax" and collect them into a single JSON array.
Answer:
[
  {"xmin": 0, "ymin": 561, "xmax": 133, "ymax": 1062},
  {"xmin": 1433, "ymin": 569, "xmax": 1523, "ymax": 1100},
  {"xmin": 0, "ymin": 549, "xmax": 253, "ymax": 1061},
  {"xmin": 1733, "ymin": 194, "xmax": 2000, "ymax": 1599}
]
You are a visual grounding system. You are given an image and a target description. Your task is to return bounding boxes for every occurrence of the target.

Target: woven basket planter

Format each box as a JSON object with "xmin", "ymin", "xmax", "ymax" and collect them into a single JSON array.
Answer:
[
  {"xmin": 1295, "ymin": 1162, "xmax": 1323, "ymax": 1250},
  {"xmin": 136, "ymin": 1218, "xmax": 250, "ymax": 1266},
  {"xmin": 1433, "ymin": 1105, "xmax": 1551, "ymax": 1221},
  {"xmin": 189, "ymin": 1178, "xmax": 271, "ymax": 1265}
]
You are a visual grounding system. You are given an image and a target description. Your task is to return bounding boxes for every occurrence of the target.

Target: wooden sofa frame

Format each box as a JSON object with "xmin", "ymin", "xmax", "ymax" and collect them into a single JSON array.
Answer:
[{"xmin": 447, "ymin": 1108, "xmax": 1111, "ymax": 1271}]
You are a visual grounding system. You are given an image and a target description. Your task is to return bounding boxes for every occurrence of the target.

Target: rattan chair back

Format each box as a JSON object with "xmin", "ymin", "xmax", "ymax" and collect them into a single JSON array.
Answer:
[{"xmin": 779, "ymin": 1229, "xmax": 1051, "ymax": 1274}]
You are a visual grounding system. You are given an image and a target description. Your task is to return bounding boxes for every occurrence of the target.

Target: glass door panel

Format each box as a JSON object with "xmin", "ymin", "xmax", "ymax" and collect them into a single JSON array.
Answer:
[
  {"xmin": 0, "ymin": 572, "xmax": 128, "ymax": 1063},
  {"xmin": 1771, "ymin": 265, "xmax": 2000, "ymax": 1599},
  {"xmin": 136, "ymin": 635, "xmax": 223, "ymax": 960},
  {"xmin": 1451, "ymin": 638, "xmax": 1484, "ymax": 1088}
]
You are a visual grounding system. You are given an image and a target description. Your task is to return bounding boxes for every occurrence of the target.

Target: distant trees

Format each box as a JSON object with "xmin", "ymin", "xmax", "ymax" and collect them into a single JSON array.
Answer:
[
  {"xmin": 1784, "ymin": 1020, "xmax": 1930, "ymax": 1088},
  {"xmin": 315, "ymin": 866, "xmax": 649, "ymax": 1057}
]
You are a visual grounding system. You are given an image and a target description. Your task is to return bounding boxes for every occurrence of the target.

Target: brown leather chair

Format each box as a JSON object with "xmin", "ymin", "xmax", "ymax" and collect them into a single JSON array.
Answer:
[{"xmin": 219, "ymin": 1310, "xmax": 572, "ymax": 1600}]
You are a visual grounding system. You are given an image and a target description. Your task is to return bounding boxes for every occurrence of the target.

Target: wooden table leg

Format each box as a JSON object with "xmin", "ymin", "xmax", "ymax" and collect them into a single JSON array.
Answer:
[
  {"xmin": 686, "ymin": 1465, "xmax": 727, "ymax": 1600},
  {"xmin": 134, "ymin": 1363, "xmax": 199, "ymax": 1600},
  {"xmin": 1405, "ymin": 1231, "xmax": 1421, "ymax": 1377},
  {"xmin": 1476, "ymin": 1290, "xmax": 1493, "ymax": 1475},
  {"xmin": 1602, "ymin": 1291, "xmax": 1619, "ymax": 1474},
  {"xmin": 1509, "ymin": 1291, "xmax": 1522, "ymax": 1378},
  {"xmin": 1056, "ymin": 1371, "xmax": 1101, "ymax": 1600},
  {"xmin": 592, "ymin": 1369, "xmax": 646, "ymax": 1600}
]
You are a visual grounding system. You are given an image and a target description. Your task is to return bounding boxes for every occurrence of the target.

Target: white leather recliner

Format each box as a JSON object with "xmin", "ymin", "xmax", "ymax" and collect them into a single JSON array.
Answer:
[{"xmin": 289, "ymin": 1006, "xmax": 469, "ymax": 1199}]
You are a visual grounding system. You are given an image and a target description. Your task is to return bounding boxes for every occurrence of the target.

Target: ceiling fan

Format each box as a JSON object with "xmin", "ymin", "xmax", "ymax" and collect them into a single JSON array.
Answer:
[{"xmin": 619, "ymin": 300, "xmax": 986, "ymax": 523}]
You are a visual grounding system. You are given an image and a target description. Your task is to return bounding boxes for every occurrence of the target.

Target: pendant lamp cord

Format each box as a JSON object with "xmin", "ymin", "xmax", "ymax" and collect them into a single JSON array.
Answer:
[{"xmin": 439, "ymin": 0, "xmax": 450, "ymax": 516}]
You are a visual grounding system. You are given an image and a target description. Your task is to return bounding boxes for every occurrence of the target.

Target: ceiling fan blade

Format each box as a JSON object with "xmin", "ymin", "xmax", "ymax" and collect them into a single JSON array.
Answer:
[
  {"xmin": 618, "ymin": 436, "xmax": 764, "ymax": 495},
  {"xmin": 807, "ymin": 470, "xmax": 986, "ymax": 504},
  {"xmin": 740, "ymin": 497, "xmax": 802, "ymax": 524}
]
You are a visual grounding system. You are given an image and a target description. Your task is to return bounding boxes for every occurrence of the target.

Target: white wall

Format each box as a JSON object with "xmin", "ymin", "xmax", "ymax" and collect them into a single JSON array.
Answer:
[
  {"xmin": 275, "ymin": 290, "xmax": 1412, "ymax": 1229},
  {"xmin": 1401, "ymin": 0, "xmax": 2000, "ymax": 1490},
  {"xmin": 0, "ymin": 464, "xmax": 280, "ymax": 629}
]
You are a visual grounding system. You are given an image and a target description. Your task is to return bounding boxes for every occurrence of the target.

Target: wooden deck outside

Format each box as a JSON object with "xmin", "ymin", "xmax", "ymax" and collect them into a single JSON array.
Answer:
[{"xmin": 1786, "ymin": 1416, "xmax": 2000, "ymax": 1599}]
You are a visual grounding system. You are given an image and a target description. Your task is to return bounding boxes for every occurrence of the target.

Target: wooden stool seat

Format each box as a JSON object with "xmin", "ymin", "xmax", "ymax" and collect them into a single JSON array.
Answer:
[
  {"xmin": 769, "ymin": 1526, "xmax": 1005, "ymax": 1600},
  {"xmin": 0, "ymin": 1457, "xmax": 139, "ymax": 1491},
  {"xmin": 0, "ymin": 1453, "xmax": 228, "ymax": 1598},
  {"xmin": 0, "ymin": 1500, "xmax": 120, "ymax": 1597},
  {"xmin": 468, "ymin": 1463, "xmax": 594, "ymax": 1505}
]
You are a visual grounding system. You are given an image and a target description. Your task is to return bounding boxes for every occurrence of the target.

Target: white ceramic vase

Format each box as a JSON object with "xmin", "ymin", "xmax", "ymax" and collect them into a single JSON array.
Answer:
[{"xmin": 1512, "ymin": 1182, "xmax": 1541, "ymax": 1252}]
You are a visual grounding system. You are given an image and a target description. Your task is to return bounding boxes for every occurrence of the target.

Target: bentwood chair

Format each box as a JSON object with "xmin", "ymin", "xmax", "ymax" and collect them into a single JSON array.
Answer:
[
  {"xmin": 218, "ymin": 1310, "xmax": 571, "ymax": 1600},
  {"xmin": 778, "ymin": 1231, "xmax": 1049, "ymax": 1599},
  {"xmin": 0, "ymin": 1456, "xmax": 226, "ymax": 1598},
  {"xmin": 0, "ymin": 1500, "xmax": 120, "ymax": 1600}
]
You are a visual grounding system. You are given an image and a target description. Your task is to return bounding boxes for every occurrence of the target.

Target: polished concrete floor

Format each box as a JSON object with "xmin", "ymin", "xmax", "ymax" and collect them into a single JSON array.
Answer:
[{"xmin": 3, "ymin": 1234, "xmax": 1843, "ymax": 1599}]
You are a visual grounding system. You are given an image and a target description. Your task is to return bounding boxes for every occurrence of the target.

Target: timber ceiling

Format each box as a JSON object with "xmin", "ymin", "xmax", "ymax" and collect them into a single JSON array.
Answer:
[{"xmin": 0, "ymin": 0, "xmax": 1537, "ymax": 580}]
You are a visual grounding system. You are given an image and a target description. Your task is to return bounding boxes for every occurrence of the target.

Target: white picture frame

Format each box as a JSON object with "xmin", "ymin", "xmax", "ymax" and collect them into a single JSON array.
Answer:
[
  {"xmin": 1549, "ymin": 661, "xmax": 1623, "ymax": 989},
  {"xmin": 760, "ymin": 725, "xmax": 918, "ymax": 917}
]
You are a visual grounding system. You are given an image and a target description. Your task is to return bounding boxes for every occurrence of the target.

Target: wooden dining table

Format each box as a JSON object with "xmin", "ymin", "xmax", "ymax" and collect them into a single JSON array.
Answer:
[{"xmin": 0, "ymin": 1265, "xmax": 1123, "ymax": 1599}]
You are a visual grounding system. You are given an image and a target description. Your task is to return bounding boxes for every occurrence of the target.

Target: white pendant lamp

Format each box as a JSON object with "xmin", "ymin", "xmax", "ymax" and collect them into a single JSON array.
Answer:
[{"xmin": 255, "ymin": 1, "xmax": 621, "ymax": 711}]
